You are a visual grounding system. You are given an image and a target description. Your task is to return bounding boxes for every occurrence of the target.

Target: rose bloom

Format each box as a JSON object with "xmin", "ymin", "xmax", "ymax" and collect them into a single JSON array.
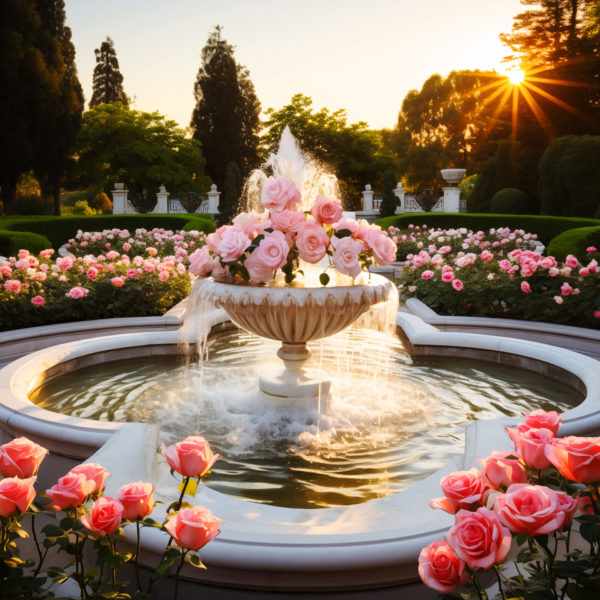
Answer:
[
  {"xmin": 441, "ymin": 271, "xmax": 454, "ymax": 283},
  {"xmin": 422, "ymin": 270, "xmax": 434, "ymax": 280},
  {"xmin": 65, "ymin": 286, "xmax": 88, "ymax": 299},
  {"xmin": 158, "ymin": 270, "xmax": 169, "ymax": 282},
  {"xmin": 498, "ymin": 259, "xmax": 511, "ymax": 271},
  {"xmin": 34, "ymin": 271, "xmax": 46, "ymax": 282},
  {"xmin": 216, "ymin": 228, "xmax": 252, "ymax": 263},
  {"xmin": 452, "ymin": 279, "xmax": 463, "ymax": 291},
  {"xmin": 123, "ymin": 242, "xmax": 132, "ymax": 252},
  {"xmin": 188, "ymin": 247, "xmax": 215, "ymax": 277},
  {"xmin": 81, "ymin": 497, "xmax": 124, "ymax": 537},
  {"xmin": 244, "ymin": 250, "xmax": 274, "ymax": 284},
  {"xmin": 261, "ymin": 176, "xmax": 301, "ymax": 213},
  {"xmin": 506, "ymin": 426, "xmax": 554, "ymax": 470},
  {"xmin": 117, "ymin": 481, "xmax": 155, "ymax": 520},
  {"xmin": 544, "ymin": 436, "xmax": 600, "ymax": 483},
  {"xmin": 364, "ymin": 230, "xmax": 396, "ymax": 265},
  {"xmin": 46, "ymin": 472, "xmax": 95, "ymax": 510},
  {"xmin": 494, "ymin": 483, "xmax": 564, "ymax": 535},
  {"xmin": 554, "ymin": 295, "xmax": 564, "ymax": 304},
  {"xmin": 429, "ymin": 468, "xmax": 487, "ymax": 514},
  {"xmin": 31, "ymin": 295, "xmax": 45, "ymax": 307},
  {"xmin": 206, "ymin": 225, "xmax": 228, "ymax": 253},
  {"xmin": 595, "ymin": 310, "xmax": 600, "ymax": 319},
  {"xmin": 587, "ymin": 246, "xmax": 598, "ymax": 253},
  {"xmin": 310, "ymin": 195, "xmax": 343, "ymax": 225},
  {"xmin": 255, "ymin": 230, "xmax": 289, "ymax": 269},
  {"xmin": 332, "ymin": 236, "xmax": 363, "ymax": 279},
  {"xmin": 479, "ymin": 451, "xmax": 527, "ymax": 490},
  {"xmin": 270, "ymin": 209, "xmax": 305, "ymax": 233},
  {"xmin": 295, "ymin": 222, "xmax": 330, "ymax": 263},
  {"xmin": 561, "ymin": 282, "xmax": 573, "ymax": 296},
  {"xmin": 521, "ymin": 281, "xmax": 531, "ymax": 293},
  {"xmin": 232, "ymin": 210, "xmax": 269, "ymax": 236},
  {"xmin": 480, "ymin": 250, "xmax": 494, "ymax": 262},
  {"xmin": 111, "ymin": 276, "xmax": 125, "ymax": 287},
  {"xmin": 521, "ymin": 409, "xmax": 562, "ymax": 436},
  {"xmin": 418, "ymin": 540, "xmax": 468, "ymax": 594},
  {"xmin": 4, "ymin": 279, "xmax": 21, "ymax": 293},
  {"xmin": 556, "ymin": 491, "xmax": 579, "ymax": 530},
  {"xmin": 70, "ymin": 463, "xmax": 109, "ymax": 494},
  {"xmin": 0, "ymin": 476, "xmax": 37, "ymax": 517},
  {"xmin": 165, "ymin": 505, "xmax": 221, "ymax": 550},
  {"xmin": 86, "ymin": 267, "xmax": 98, "ymax": 280},
  {"xmin": 165, "ymin": 435, "xmax": 220, "ymax": 477},
  {"xmin": 565, "ymin": 254, "xmax": 579, "ymax": 268},
  {"xmin": 56, "ymin": 256, "xmax": 74, "ymax": 270},
  {"xmin": 0, "ymin": 437, "xmax": 48, "ymax": 478},
  {"xmin": 126, "ymin": 268, "xmax": 139, "ymax": 279}
]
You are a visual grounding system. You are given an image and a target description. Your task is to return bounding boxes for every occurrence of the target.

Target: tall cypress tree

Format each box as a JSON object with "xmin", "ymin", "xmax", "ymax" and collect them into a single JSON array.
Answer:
[
  {"xmin": 190, "ymin": 26, "xmax": 260, "ymax": 216},
  {"xmin": 90, "ymin": 37, "xmax": 129, "ymax": 108},
  {"xmin": 32, "ymin": 0, "xmax": 84, "ymax": 215}
]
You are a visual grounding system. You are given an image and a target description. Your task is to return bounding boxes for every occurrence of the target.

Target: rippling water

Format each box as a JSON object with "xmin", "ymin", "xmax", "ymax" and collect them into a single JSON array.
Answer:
[{"xmin": 31, "ymin": 328, "xmax": 582, "ymax": 508}]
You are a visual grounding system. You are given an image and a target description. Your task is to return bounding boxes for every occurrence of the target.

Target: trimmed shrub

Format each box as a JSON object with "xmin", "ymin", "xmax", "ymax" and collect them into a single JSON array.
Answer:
[
  {"xmin": 376, "ymin": 213, "xmax": 600, "ymax": 246},
  {"xmin": 491, "ymin": 188, "xmax": 528, "ymax": 214},
  {"xmin": 546, "ymin": 226, "xmax": 600, "ymax": 261},
  {"xmin": 0, "ymin": 231, "xmax": 52, "ymax": 257}
]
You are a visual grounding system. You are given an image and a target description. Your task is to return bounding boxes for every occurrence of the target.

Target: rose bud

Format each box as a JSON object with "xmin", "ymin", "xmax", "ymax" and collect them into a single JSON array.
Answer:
[{"xmin": 165, "ymin": 436, "xmax": 220, "ymax": 478}]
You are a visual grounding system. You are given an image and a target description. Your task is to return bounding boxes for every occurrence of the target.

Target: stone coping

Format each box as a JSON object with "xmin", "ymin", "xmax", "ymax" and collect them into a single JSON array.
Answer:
[{"xmin": 1, "ymin": 309, "xmax": 600, "ymax": 590}]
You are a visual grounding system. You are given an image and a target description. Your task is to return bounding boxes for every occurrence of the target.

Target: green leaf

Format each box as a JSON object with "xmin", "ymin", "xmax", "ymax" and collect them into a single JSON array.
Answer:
[
  {"xmin": 155, "ymin": 558, "xmax": 176, "ymax": 576},
  {"xmin": 42, "ymin": 524, "xmax": 64, "ymax": 537},
  {"xmin": 47, "ymin": 567, "xmax": 69, "ymax": 584},
  {"xmin": 184, "ymin": 552, "xmax": 206, "ymax": 569},
  {"xmin": 334, "ymin": 228, "xmax": 352, "ymax": 239},
  {"xmin": 319, "ymin": 272, "xmax": 330, "ymax": 286}
]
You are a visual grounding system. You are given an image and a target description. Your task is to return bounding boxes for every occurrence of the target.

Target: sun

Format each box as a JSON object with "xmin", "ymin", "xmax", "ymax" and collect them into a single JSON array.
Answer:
[{"xmin": 506, "ymin": 68, "xmax": 525, "ymax": 85}]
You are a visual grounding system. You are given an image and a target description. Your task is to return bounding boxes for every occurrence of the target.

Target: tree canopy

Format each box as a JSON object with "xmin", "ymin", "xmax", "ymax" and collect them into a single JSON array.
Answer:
[
  {"xmin": 190, "ymin": 26, "xmax": 260, "ymax": 220},
  {"xmin": 75, "ymin": 104, "xmax": 211, "ymax": 198},
  {"xmin": 90, "ymin": 37, "xmax": 129, "ymax": 108},
  {"xmin": 262, "ymin": 94, "xmax": 395, "ymax": 210}
]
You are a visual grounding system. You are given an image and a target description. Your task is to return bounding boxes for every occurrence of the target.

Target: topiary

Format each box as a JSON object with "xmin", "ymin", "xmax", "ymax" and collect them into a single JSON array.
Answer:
[
  {"xmin": 546, "ymin": 226, "xmax": 600, "ymax": 261},
  {"xmin": 491, "ymin": 188, "xmax": 529, "ymax": 214},
  {"xmin": 0, "ymin": 231, "xmax": 52, "ymax": 257}
]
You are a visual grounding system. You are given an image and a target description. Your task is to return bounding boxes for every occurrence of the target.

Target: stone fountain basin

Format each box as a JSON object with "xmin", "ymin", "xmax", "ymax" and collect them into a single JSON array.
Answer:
[{"xmin": 0, "ymin": 309, "xmax": 599, "ymax": 591}]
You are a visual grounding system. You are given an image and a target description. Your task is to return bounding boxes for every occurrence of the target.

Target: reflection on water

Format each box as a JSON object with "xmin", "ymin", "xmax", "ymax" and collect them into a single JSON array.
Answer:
[{"xmin": 31, "ymin": 328, "xmax": 581, "ymax": 508}]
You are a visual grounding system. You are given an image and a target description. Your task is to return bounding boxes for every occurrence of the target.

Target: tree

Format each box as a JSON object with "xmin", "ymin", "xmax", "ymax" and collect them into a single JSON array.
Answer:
[
  {"xmin": 221, "ymin": 161, "xmax": 242, "ymax": 222},
  {"xmin": 263, "ymin": 94, "xmax": 395, "ymax": 210},
  {"xmin": 89, "ymin": 37, "xmax": 129, "ymax": 108},
  {"xmin": 75, "ymin": 104, "xmax": 211, "ymax": 197},
  {"xmin": 190, "ymin": 26, "xmax": 260, "ymax": 194},
  {"xmin": 32, "ymin": 0, "xmax": 84, "ymax": 215},
  {"xmin": 379, "ymin": 171, "xmax": 398, "ymax": 217}
]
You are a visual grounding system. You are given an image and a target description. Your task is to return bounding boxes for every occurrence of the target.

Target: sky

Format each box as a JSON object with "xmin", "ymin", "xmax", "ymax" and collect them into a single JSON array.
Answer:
[{"xmin": 64, "ymin": 0, "xmax": 524, "ymax": 131}]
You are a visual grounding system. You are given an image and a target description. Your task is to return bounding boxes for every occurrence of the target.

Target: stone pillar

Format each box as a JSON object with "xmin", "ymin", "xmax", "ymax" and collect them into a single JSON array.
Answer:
[
  {"xmin": 362, "ymin": 184, "xmax": 374, "ymax": 212},
  {"xmin": 207, "ymin": 184, "xmax": 220, "ymax": 215},
  {"xmin": 442, "ymin": 187, "xmax": 461, "ymax": 213},
  {"xmin": 393, "ymin": 181, "xmax": 405, "ymax": 214},
  {"xmin": 154, "ymin": 184, "xmax": 169, "ymax": 213},
  {"xmin": 112, "ymin": 183, "xmax": 128, "ymax": 214}
]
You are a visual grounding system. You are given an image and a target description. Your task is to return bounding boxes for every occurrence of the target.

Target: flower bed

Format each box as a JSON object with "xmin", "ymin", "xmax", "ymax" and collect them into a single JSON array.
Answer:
[
  {"xmin": 0, "ymin": 228, "xmax": 207, "ymax": 331},
  {"xmin": 394, "ymin": 225, "xmax": 600, "ymax": 330}
]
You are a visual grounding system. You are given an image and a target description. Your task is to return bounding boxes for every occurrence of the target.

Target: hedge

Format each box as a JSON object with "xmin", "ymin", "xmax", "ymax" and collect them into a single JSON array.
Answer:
[
  {"xmin": 0, "ymin": 231, "xmax": 52, "ymax": 257},
  {"xmin": 0, "ymin": 214, "xmax": 215, "ymax": 250},
  {"xmin": 546, "ymin": 226, "xmax": 600, "ymax": 261},
  {"xmin": 376, "ymin": 213, "xmax": 600, "ymax": 246}
]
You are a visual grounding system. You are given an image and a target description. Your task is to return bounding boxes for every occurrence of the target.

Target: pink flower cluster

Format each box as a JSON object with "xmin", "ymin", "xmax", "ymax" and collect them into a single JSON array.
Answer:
[
  {"xmin": 419, "ymin": 409, "xmax": 600, "ymax": 594},
  {"xmin": 189, "ymin": 177, "xmax": 396, "ymax": 284}
]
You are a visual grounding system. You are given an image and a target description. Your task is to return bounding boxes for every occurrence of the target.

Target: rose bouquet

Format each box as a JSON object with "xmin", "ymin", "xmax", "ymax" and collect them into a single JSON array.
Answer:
[
  {"xmin": 187, "ymin": 176, "xmax": 396, "ymax": 286},
  {"xmin": 419, "ymin": 409, "xmax": 600, "ymax": 599}
]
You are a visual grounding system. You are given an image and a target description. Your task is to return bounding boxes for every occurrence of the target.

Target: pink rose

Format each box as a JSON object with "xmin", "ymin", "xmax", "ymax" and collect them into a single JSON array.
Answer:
[
  {"xmin": 81, "ymin": 497, "xmax": 123, "ymax": 537},
  {"xmin": 165, "ymin": 435, "xmax": 220, "ymax": 477},
  {"xmin": 521, "ymin": 409, "xmax": 561, "ymax": 436},
  {"xmin": 441, "ymin": 271, "xmax": 454, "ymax": 283},
  {"xmin": 165, "ymin": 505, "xmax": 221, "ymax": 550},
  {"xmin": 255, "ymin": 230, "xmax": 289, "ymax": 269},
  {"xmin": 480, "ymin": 250, "xmax": 493, "ymax": 262},
  {"xmin": 261, "ymin": 177, "xmax": 301, "ymax": 213},
  {"xmin": 65, "ymin": 286, "xmax": 89, "ymax": 299},
  {"xmin": 446, "ymin": 508, "xmax": 511, "ymax": 570},
  {"xmin": 206, "ymin": 225, "xmax": 228, "ymax": 253},
  {"xmin": 332, "ymin": 236, "xmax": 363, "ymax": 279},
  {"xmin": 188, "ymin": 247, "xmax": 215, "ymax": 277},
  {"xmin": 556, "ymin": 491, "xmax": 578, "ymax": 530},
  {"xmin": 117, "ymin": 481, "xmax": 155, "ymax": 520},
  {"xmin": 69, "ymin": 463, "xmax": 109, "ymax": 494},
  {"xmin": 0, "ymin": 476, "xmax": 36, "ymax": 517},
  {"xmin": 364, "ymin": 230, "xmax": 396, "ymax": 265},
  {"xmin": 216, "ymin": 228, "xmax": 252, "ymax": 263},
  {"xmin": 86, "ymin": 267, "xmax": 98, "ymax": 280},
  {"xmin": 418, "ymin": 540, "xmax": 468, "ymax": 593},
  {"xmin": 544, "ymin": 436, "xmax": 600, "ymax": 483},
  {"xmin": 565, "ymin": 254, "xmax": 579, "ymax": 268},
  {"xmin": 232, "ymin": 210, "xmax": 269, "ymax": 236},
  {"xmin": 499, "ymin": 259, "xmax": 511, "ymax": 271},
  {"xmin": 4, "ymin": 280, "xmax": 21, "ymax": 293},
  {"xmin": 541, "ymin": 256, "xmax": 557, "ymax": 269},
  {"xmin": 123, "ymin": 242, "xmax": 132, "ymax": 252},
  {"xmin": 479, "ymin": 451, "xmax": 527, "ymax": 490},
  {"xmin": 507, "ymin": 426, "xmax": 554, "ymax": 470},
  {"xmin": 126, "ymin": 268, "xmax": 139, "ymax": 279},
  {"xmin": 521, "ymin": 281, "xmax": 531, "ymax": 293},
  {"xmin": 310, "ymin": 195, "xmax": 343, "ymax": 225},
  {"xmin": 422, "ymin": 270, "xmax": 434, "ymax": 280},
  {"xmin": 244, "ymin": 250, "xmax": 274, "ymax": 283},
  {"xmin": 31, "ymin": 295, "xmax": 45, "ymax": 306},
  {"xmin": 46, "ymin": 472, "xmax": 95, "ymax": 510},
  {"xmin": 561, "ymin": 282, "xmax": 573, "ymax": 296},
  {"xmin": 452, "ymin": 279, "xmax": 463, "ymax": 291},
  {"xmin": 295, "ymin": 222, "xmax": 330, "ymax": 263},
  {"xmin": 0, "ymin": 437, "xmax": 48, "ymax": 478},
  {"xmin": 587, "ymin": 246, "xmax": 598, "ymax": 253},
  {"xmin": 111, "ymin": 277, "xmax": 125, "ymax": 287},
  {"xmin": 270, "ymin": 209, "xmax": 305, "ymax": 233},
  {"xmin": 56, "ymin": 256, "xmax": 74, "ymax": 270},
  {"xmin": 494, "ymin": 483, "xmax": 564, "ymax": 535},
  {"xmin": 429, "ymin": 468, "xmax": 487, "ymax": 514},
  {"xmin": 158, "ymin": 271, "xmax": 169, "ymax": 282}
]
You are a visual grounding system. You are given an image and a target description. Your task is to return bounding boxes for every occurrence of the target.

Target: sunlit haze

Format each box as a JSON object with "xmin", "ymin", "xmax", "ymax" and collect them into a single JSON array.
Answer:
[{"xmin": 65, "ymin": 0, "xmax": 524, "ymax": 131}]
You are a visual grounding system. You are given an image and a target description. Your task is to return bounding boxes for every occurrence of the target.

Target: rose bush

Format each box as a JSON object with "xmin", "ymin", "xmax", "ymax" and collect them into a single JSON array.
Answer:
[{"xmin": 419, "ymin": 409, "xmax": 600, "ymax": 599}]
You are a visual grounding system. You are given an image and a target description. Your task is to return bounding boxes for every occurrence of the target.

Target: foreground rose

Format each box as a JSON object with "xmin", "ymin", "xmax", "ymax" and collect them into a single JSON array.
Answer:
[
  {"xmin": 494, "ymin": 483, "xmax": 564, "ymax": 535},
  {"xmin": 479, "ymin": 451, "xmax": 527, "ymax": 490},
  {"xmin": 255, "ymin": 230, "xmax": 290, "ymax": 269},
  {"xmin": 270, "ymin": 209, "xmax": 305, "ymax": 233},
  {"xmin": 81, "ymin": 497, "xmax": 124, "ymax": 537},
  {"xmin": 506, "ymin": 426, "xmax": 554, "ymax": 470},
  {"xmin": 544, "ymin": 436, "xmax": 600, "ymax": 483},
  {"xmin": 521, "ymin": 409, "xmax": 562, "ymax": 436},
  {"xmin": 261, "ymin": 176, "xmax": 301, "ymax": 213},
  {"xmin": 46, "ymin": 472, "xmax": 95, "ymax": 510},
  {"xmin": 363, "ymin": 230, "xmax": 396, "ymax": 265},
  {"xmin": 117, "ymin": 481, "xmax": 155, "ymax": 520},
  {"xmin": 429, "ymin": 468, "xmax": 487, "ymax": 514},
  {"xmin": 418, "ymin": 540, "xmax": 468, "ymax": 593},
  {"xmin": 69, "ymin": 463, "xmax": 109, "ymax": 494},
  {"xmin": 188, "ymin": 246, "xmax": 215, "ymax": 277},
  {"xmin": 332, "ymin": 236, "xmax": 363, "ymax": 279},
  {"xmin": 0, "ymin": 476, "xmax": 36, "ymax": 517},
  {"xmin": 295, "ymin": 222, "xmax": 330, "ymax": 263},
  {"xmin": 446, "ymin": 507, "xmax": 511, "ymax": 570},
  {"xmin": 556, "ymin": 491, "xmax": 578, "ymax": 530},
  {"xmin": 165, "ymin": 435, "xmax": 220, "ymax": 477},
  {"xmin": 245, "ymin": 250, "xmax": 274, "ymax": 283},
  {"xmin": 165, "ymin": 505, "xmax": 221, "ymax": 550},
  {"xmin": 310, "ymin": 195, "xmax": 343, "ymax": 225},
  {"xmin": 0, "ymin": 436, "xmax": 48, "ymax": 478},
  {"xmin": 216, "ymin": 228, "xmax": 251, "ymax": 263}
]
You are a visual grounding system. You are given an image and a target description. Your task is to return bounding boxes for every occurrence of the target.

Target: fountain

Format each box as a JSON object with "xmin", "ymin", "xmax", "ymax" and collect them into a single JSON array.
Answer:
[{"xmin": 1, "ymin": 129, "xmax": 599, "ymax": 594}]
